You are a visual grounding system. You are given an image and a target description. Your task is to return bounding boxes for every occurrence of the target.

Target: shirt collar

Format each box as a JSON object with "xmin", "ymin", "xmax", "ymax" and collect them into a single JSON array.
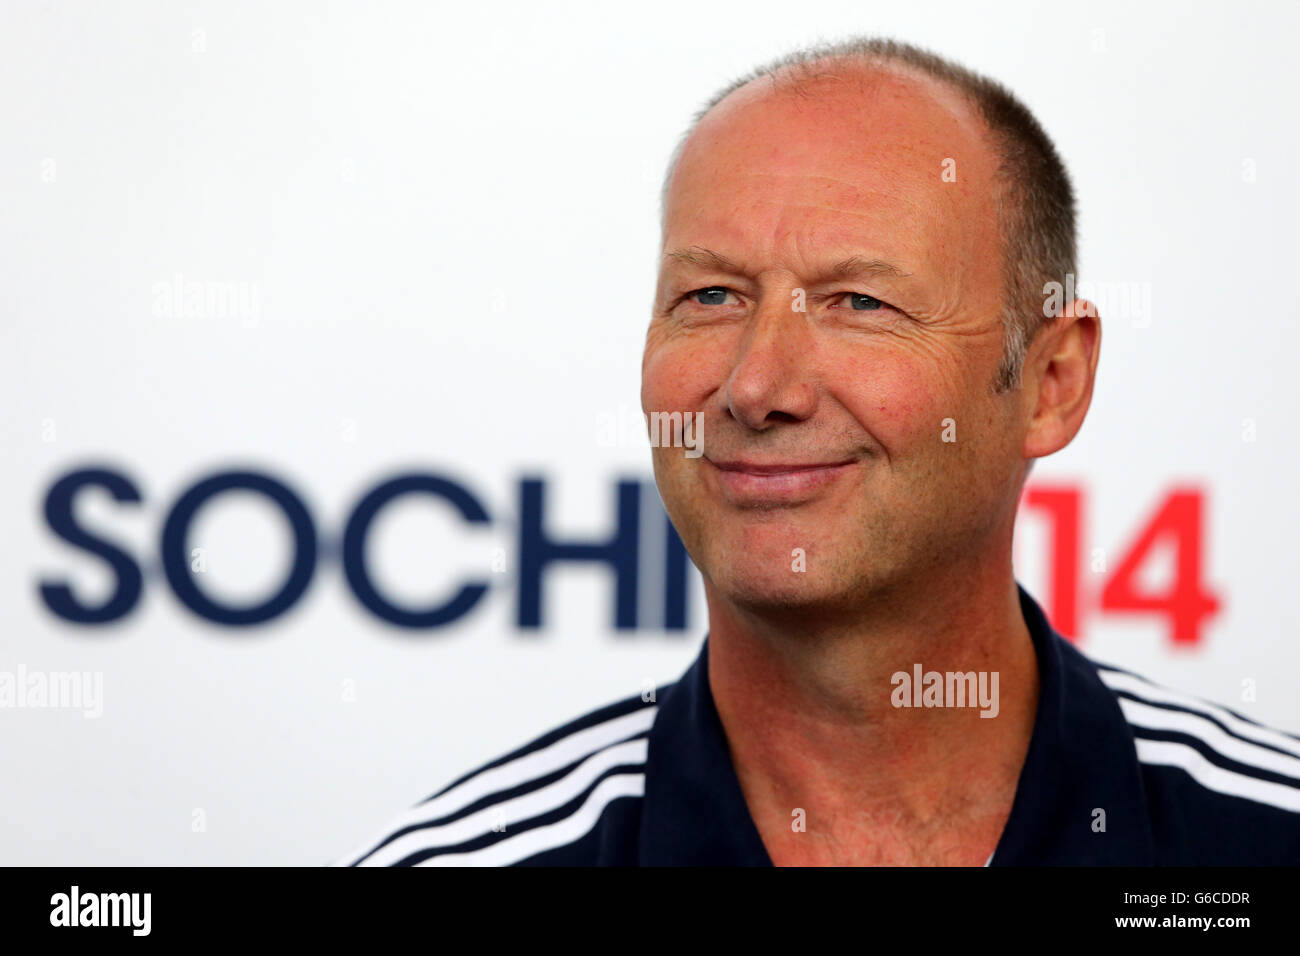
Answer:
[{"xmin": 637, "ymin": 582, "xmax": 1157, "ymax": 865}]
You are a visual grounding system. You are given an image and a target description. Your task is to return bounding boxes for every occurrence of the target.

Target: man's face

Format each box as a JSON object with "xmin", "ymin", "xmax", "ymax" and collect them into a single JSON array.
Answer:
[{"xmin": 642, "ymin": 67, "xmax": 1032, "ymax": 614}]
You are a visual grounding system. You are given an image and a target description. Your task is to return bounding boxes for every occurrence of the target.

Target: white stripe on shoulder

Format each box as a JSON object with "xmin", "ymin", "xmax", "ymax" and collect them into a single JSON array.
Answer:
[
  {"xmin": 1133, "ymin": 738, "xmax": 1300, "ymax": 813},
  {"xmin": 357, "ymin": 737, "xmax": 648, "ymax": 866},
  {"xmin": 1117, "ymin": 696, "xmax": 1300, "ymax": 782},
  {"xmin": 336, "ymin": 704, "xmax": 656, "ymax": 866},
  {"xmin": 419, "ymin": 772, "xmax": 647, "ymax": 866},
  {"xmin": 1097, "ymin": 668, "xmax": 1300, "ymax": 759}
]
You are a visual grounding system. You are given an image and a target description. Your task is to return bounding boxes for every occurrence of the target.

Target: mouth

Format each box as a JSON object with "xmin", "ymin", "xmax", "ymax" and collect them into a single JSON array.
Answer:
[{"xmin": 704, "ymin": 457, "xmax": 858, "ymax": 505}]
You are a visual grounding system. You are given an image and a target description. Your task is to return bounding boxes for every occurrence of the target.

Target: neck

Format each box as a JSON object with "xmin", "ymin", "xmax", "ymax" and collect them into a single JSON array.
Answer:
[{"xmin": 704, "ymin": 553, "xmax": 1040, "ymax": 865}]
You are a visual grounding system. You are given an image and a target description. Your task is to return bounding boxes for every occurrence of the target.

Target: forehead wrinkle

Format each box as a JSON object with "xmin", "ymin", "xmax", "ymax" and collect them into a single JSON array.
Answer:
[
  {"xmin": 741, "ymin": 171, "xmax": 898, "ymax": 189},
  {"xmin": 749, "ymin": 197, "xmax": 929, "ymax": 220},
  {"xmin": 737, "ymin": 170, "xmax": 935, "ymax": 206}
]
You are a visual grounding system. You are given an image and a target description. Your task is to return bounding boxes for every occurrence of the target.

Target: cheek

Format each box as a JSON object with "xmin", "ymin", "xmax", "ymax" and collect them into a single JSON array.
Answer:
[
  {"xmin": 833, "ymin": 349, "xmax": 961, "ymax": 452},
  {"xmin": 641, "ymin": 334, "xmax": 725, "ymax": 413}
]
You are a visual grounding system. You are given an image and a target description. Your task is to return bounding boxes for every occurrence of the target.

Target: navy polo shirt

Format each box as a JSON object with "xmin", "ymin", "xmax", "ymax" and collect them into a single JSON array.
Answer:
[{"xmin": 338, "ymin": 583, "xmax": 1300, "ymax": 866}]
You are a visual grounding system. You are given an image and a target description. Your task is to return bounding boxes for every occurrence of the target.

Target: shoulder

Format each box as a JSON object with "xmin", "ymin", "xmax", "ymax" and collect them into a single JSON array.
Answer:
[
  {"xmin": 335, "ymin": 689, "xmax": 660, "ymax": 867},
  {"xmin": 1090, "ymin": 658, "xmax": 1300, "ymax": 864}
]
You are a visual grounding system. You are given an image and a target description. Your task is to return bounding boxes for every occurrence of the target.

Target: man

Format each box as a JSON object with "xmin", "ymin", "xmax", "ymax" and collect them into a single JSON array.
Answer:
[{"xmin": 337, "ymin": 37, "xmax": 1300, "ymax": 866}]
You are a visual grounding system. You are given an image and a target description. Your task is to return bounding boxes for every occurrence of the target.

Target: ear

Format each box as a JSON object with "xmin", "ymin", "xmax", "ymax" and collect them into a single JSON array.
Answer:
[{"xmin": 1021, "ymin": 299, "xmax": 1101, "ymax": 461}]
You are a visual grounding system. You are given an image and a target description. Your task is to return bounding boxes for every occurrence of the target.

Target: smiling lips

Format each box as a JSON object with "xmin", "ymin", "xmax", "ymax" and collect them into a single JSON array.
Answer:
[{"xmin": 706, "ymin": 457, "xmax": 857, "ymax": 504}]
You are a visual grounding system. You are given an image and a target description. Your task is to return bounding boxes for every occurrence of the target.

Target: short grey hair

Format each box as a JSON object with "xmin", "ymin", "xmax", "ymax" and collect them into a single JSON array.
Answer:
[{"xmin": 659, "ymin": 36, "xmax": 1077, "ymax": 394}]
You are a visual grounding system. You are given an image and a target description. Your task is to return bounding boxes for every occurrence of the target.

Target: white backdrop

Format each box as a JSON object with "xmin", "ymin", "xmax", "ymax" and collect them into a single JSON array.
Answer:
[{"xmin": 2, "ymin": 0, "xmax": 1298, "ymax": 865}]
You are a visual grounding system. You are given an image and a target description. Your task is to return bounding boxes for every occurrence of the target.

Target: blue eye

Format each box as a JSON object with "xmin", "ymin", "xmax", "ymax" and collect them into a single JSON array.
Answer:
[
  {"xmin": 845, "ymin": 293, "xmax": 884, "ymax": 311},
  {"xmin": 692, "ymin": 287, "xmax": 732, "ymax": 305}
]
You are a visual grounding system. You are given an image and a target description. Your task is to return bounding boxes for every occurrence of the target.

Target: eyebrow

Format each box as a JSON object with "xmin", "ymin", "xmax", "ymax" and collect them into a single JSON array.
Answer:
[{"xmin": 661, "ymin": 246, "xmax": 912, "ymax": 282}]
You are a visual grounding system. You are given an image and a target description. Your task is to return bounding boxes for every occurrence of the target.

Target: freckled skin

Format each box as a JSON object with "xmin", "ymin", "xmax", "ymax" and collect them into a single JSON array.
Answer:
[{"xmin": 640, "ymin": 63, "xmax": 1101, "ymax": 865}]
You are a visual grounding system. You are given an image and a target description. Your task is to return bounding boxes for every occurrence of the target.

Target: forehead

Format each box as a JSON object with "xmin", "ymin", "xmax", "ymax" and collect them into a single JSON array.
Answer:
[{"xmin": 662, "ymin": 66, "xmax": 1002, "ymax": 279}]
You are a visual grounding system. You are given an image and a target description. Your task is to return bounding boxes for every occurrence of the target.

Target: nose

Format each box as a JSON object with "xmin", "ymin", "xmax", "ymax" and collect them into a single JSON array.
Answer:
[{"xmin": 723, "ymin": 299, "xmax": 818, "ymax": 430}]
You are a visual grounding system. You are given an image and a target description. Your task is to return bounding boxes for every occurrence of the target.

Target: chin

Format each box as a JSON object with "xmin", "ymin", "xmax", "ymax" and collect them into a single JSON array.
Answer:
[
  {"xmin": 667, "ymin": 492, "xmax": 869, "ymax": 608},
  {"xmin": 712, "ymin": 569, "xmax": 856, "ymax": 620},
  {"xmin": 702, "ymin": 541, "xmax": 842, "ymax": 611}
]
